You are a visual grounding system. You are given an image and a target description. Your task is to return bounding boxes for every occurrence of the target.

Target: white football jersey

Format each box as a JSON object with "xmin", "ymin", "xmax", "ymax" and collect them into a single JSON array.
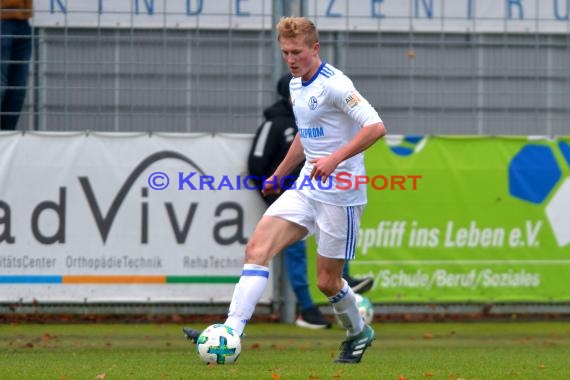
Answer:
[{"xmin": 290, "ymin": 62, "xmax": 382, "ymax": 206}]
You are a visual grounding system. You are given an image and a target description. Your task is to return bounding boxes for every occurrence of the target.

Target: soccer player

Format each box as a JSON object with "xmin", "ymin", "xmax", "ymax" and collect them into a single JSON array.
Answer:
[
  {"xmin": 247, "ymin": 73, "xmax": 375, "ymax": 329},
  {"xmin": 186, "ymin": 16, "xmax": 386, "ymax": 364}
]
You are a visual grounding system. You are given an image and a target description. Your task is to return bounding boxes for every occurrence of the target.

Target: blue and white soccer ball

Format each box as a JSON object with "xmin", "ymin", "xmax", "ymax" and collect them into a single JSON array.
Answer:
[
  {"xmin": 196, "ymin": 324, "xmax": 241, "ymax": 364},
  {"xmin": 336, "ymin": 294, "xmax": 374, "ymax": 326},
  {"xmin": 355, "ymin": 294, "xmax": 374, "ymax": 324}
]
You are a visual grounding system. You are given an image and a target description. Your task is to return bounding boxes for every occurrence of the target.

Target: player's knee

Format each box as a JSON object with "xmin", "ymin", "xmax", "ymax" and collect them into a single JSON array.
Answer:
[
  {"xmin": 316, "ymin": 277, "xmax": 338, "ymax": 296},
  {"xmin": 245, "ymin": 238, "xmax": 269, "ymax": 265}
]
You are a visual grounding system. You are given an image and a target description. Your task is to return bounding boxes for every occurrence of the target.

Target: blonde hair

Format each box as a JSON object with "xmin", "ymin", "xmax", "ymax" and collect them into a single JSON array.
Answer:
[{"xmin": 276, "ymin": 17, "xmax": 319, "ymax": 47}]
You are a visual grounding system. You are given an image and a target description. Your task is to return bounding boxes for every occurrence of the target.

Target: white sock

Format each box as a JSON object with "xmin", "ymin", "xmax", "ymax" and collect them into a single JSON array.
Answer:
[
  {"xmin": 224, "ymin": 263, "xmax": 270, "ymax": 336},
  {"xmin": 329, "ymin": 279, "xmax": 365, "ymax": 337}
]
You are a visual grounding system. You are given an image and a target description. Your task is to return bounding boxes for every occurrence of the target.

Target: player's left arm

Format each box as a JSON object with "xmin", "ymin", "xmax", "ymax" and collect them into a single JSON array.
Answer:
[
  {"xmin": 310, "ymin": 122, "xmax": 385, "ymax": 181},
  {"xmin": 310, "ymin": 80, "xmax": 387, "ymax": 181},
  {"xmin": 332, "ymin": 121, "xmax": 386, "ymax": 162}
]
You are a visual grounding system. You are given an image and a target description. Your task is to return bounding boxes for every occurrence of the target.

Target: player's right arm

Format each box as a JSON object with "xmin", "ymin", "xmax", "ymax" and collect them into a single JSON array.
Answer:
[{"xmin": 262, "ymin": 133, "xmax": 305, "ymax": 196}]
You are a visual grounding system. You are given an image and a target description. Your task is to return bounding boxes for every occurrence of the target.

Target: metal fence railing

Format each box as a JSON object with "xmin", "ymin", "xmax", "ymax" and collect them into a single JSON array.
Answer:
[{"xmin": 2, "ymin": 2, "xmax": 568, "ymax": 135}]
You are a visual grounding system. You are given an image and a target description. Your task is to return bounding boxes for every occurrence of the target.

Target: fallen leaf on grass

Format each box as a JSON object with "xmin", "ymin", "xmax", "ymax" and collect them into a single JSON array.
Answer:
[
  {"xmin": 538, "ymin": 364, "xmax": 545, "ymax": 370},
  {"xmin": 271, "ymin": 373, "xmax": 281, "ymax": 380},
  {"xmin": 423, "ymin": 371, "xmax": 434, "ymax": 377},
  {"xmin": 333, "ymin": 368, "xmax": 345, "ymax": 379},
  {"xmin": 95, "ymin": 373, "xmax": 107, "ymax": 379},
  {"xmin": 42, "ymin": 333, "xmax": 56, "ymax": 341},
  {"xmin": 250, "ymin": 343, "xmax": 260, "ymax": 349},
  {"xmin": 397, "ymin": 375, "xmax": 407, "ymax": 380},
  {"xmin": 423, "ymin": 332, "xmax": 433, "ymax": 340}
]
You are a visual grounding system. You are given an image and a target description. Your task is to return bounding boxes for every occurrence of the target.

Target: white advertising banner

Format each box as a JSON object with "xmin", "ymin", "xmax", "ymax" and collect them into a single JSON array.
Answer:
[
  {"xmin": 0, "ymin": 132, "xmax": 267, "ymax": 303},
  {"xmin": 33, "ymin": 0, "xmax": 570, "ymax": 33}
]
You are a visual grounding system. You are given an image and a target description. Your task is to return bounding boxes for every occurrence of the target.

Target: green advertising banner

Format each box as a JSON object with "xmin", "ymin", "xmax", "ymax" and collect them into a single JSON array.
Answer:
[{"xmin": 309, "ymin": 136, "xmax": 570, "ymax": 303}]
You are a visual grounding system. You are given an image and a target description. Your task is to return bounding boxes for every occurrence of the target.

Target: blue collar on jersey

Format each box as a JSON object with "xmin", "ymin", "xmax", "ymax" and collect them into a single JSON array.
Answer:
[{"xmin": 302, "ymin": 61, "xmax": 327, "ymax": 87}]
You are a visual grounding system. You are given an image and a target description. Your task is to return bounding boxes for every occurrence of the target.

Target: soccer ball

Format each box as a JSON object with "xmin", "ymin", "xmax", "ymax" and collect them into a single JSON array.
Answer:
[
  {"xmin": 355, "ymin": 294, "xmax": 374, "ymax": 324},
  {"xmin": 335, "ymin": 294, "xmax": 374, "ymax": 326},
  {"xmin": 196, "ymin": 324, "xmax": 241, "ymax": 364}
]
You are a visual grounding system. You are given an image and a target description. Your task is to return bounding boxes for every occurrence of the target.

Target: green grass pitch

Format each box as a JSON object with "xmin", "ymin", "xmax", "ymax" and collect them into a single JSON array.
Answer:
[{"xmin": 1, "ymin": 321, "xmax": 568, "ymax": 379}]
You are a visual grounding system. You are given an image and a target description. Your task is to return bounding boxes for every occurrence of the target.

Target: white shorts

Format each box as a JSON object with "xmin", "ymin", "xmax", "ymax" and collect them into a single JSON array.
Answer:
[{"xmin": 264, "ymin": 190, "xmax": 364, "ymax": 260}]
